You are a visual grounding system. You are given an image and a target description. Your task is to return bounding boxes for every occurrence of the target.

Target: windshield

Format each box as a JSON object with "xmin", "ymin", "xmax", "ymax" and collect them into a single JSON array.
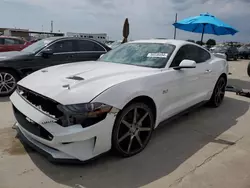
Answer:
[
  {"xmin": 99, "ymin": 42, "xmax": 176, "ymax": 68},
  {"xmin": 21, "ymin": 38, "xmax": 53, "ymax": 53}
]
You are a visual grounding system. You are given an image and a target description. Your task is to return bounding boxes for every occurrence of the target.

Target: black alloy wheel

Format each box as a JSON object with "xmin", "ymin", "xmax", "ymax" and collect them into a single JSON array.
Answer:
[
  {"xmin": 112, "ymin": 103, "xmax": 155, "ymax": 157},
  {"xmin": 0, "ymin": 70, "xmax": 18, "ymax": 97},
  {"xmin": 209, "ymin": 76, "xmax": 226, "ymax": 107}
]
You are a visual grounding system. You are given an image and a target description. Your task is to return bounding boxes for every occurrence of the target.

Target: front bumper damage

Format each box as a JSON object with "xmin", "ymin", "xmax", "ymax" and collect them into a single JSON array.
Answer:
[{"xmin": 10, "ymin": 91, "xmax": 118, "ymax": 162}]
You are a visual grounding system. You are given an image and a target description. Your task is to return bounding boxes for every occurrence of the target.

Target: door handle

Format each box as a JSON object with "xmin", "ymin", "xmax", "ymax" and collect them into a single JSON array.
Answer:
[
  {"xmin": 67, "ymin": 54, "xmax": 74, "ymax": 58},
  {"xmin": 205, "ymin": 69, "xmax": 212, "ymax": 73}
]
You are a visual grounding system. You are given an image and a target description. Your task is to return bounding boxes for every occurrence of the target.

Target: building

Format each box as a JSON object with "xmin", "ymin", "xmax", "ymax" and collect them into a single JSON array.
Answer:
[
  {"xmin": 0, "ymin": 28, "xmax": 30, "ymax": 39},
  {"xmin": 0, "ymin": 27, "xmax": 64, "ymax": 40},
  {"xmin": 66, "ymin": 32, "xmax": 107, "ymax": 43}
]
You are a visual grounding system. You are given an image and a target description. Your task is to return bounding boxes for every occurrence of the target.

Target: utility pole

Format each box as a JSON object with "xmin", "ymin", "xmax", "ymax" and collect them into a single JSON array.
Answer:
[
  {"xmin": 174, "ymin": 13, "xmax": 177, "ymax": 39},
  {"xmin": 50, "ymin": 20, "xmax": 53, "ymax": 33}
]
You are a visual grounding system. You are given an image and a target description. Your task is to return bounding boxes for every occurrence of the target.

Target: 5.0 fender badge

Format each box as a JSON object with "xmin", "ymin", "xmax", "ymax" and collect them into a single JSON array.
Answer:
[
  {"xmin": 163, "ymin": 89, "xmax": 168, "ymax": 94},
  {"xmin": 62, "ymin": 84, "xmax": 70, "ymax": 90}
]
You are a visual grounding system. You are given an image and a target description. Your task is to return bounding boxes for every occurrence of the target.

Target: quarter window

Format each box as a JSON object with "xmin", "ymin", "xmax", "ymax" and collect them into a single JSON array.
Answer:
[
  {"xmin": 198, "ymin": 47, "xmax": 211, "ymax": 62},
  {"xmin": 77, "ymin": 40, "xmax": 105, "ymax": 52}
]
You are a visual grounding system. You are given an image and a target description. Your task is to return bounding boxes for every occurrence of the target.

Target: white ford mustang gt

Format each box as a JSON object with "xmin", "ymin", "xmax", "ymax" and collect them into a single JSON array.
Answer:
[{"xmin": 10, "ymin": 39, "xmax": 228, "ymax": 162}]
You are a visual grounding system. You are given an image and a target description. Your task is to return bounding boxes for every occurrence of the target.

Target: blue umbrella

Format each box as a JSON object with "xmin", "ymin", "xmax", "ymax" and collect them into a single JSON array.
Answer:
[{"xmin": 173, "ymin": 13, "xmax": 238, "ymax": 43}]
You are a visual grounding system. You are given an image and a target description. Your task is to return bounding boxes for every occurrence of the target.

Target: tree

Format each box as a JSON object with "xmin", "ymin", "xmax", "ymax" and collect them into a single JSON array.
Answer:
[{"xmin": 206, "ymin": 39, "xmax": 216, "ymax": 46}]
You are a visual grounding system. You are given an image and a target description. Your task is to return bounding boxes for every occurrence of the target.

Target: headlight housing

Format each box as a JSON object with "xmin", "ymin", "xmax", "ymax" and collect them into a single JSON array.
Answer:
[{"xmin": 57, "ymin": 102, "xmax": 112, "ymax": 127}]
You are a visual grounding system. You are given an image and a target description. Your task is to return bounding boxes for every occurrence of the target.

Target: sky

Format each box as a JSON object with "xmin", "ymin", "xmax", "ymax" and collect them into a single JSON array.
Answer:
[{"xmin": 0, "ymin": 0, "xmax": 250, "ymax": 42}]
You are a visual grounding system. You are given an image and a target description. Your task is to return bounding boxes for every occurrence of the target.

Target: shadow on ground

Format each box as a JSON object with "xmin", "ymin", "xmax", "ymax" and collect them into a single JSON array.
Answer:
[
  {"xmin": 228, "ymin": 78, "xmax": 250, "ymax": 90},
  {"xmin": 27, "ymin": 96, "xmax": 249, "ymax": 188},
  {"xmin": 0, "ymin": 97, "xmax": 10, "ymax": 102}
]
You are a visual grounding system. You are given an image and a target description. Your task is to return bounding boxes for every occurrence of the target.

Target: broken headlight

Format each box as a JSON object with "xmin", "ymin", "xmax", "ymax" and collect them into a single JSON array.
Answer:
[{"xmin": 57, "ymin": 103, "xmax": 112, "ymax": 127}]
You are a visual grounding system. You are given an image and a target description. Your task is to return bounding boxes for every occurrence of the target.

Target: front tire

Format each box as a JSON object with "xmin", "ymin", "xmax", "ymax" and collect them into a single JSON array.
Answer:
[
  {"xmin": 0, "ymin": 69, "xmax": 18, "ymax": 97},
  {"xmin": 208, "ymin": 76, "xmax": 226, "ymax": 107},
  {"xmin": 112, "ymin": 102, "xmax": 155, "ymax": 157}
]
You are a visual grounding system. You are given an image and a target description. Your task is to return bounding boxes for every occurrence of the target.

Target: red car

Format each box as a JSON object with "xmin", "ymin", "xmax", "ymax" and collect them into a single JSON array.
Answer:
[{"xmin": 0, "ymin": 36, "xmax": 31, "ymax": 52}]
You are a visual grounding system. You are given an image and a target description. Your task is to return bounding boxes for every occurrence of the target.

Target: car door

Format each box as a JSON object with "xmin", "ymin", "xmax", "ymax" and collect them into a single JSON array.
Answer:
[
  {"xmin": 36, "ymin": 39, "xmax": 78, "ymax": 69},
  {"xmin": 75, "ymin": 39, "xmax": 107, "ymax": 62},
  {"xmin": 189, "ymin": 45, "xmax": 215, "ymax": 100},
  {"xmin": 160, "ymin": 44, "xmax": 212, "ymax": 120}
]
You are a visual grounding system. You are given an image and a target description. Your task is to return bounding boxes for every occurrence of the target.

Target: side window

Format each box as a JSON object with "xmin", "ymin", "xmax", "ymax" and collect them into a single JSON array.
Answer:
[
  {"xmin": 170, "ymin": 44, "xmax": 211, "ymax": 67},
  {"xmin": 170, "ymin": 45, "xmax": 190, "ymax": 67},
  {"xmin": 77, "ymin": 40, "xmax": 105, "ymax": 52},
  {"xmin": 4, "ymin": 38, "xmax": 15, "ymax": 45},
  {"xmin": 0, "ymin": 38, "xmax": 4, "ymax": 45},
  {"xmin": 49, "ymin": 40, "xmax": 74, "ymax": 53}
]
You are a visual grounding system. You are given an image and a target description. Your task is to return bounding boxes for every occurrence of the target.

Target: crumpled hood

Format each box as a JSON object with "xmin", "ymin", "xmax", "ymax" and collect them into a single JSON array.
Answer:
[{"xmin": 18, "ymin": 61, "xmax": 158, "ymax": 104}]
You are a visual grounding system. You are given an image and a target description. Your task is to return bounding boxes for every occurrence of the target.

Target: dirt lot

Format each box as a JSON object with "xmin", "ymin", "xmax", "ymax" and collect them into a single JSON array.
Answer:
[{"xmin": 0, "ymin": 60, "xmax": 250, "ymax": 188}]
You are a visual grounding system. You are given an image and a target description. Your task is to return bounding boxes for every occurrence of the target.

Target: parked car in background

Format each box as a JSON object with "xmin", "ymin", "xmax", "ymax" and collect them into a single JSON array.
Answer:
[
  {"xmin": 0, "ymin": 36, "xmax": 31, "ymax": 52},
  {"xmin": 10, "ymin": 39, "xmax": 228, "ymax": 162},
  {"xmin": 0, "ymin": 37, "xmax": 111, "ymax": 96},
  {"xmin": 238, "ymin": 46, "xmax": 250, "ymax": 59},
  {"xmin": 212, "ymin": 46, "xmax": 238, "ymax": 61}
]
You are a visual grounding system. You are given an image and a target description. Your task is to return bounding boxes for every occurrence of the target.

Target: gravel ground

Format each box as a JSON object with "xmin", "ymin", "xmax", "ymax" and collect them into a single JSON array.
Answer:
[{"xmin": 0, "ymin": 60, "xmax": 250, "ymax": 188}]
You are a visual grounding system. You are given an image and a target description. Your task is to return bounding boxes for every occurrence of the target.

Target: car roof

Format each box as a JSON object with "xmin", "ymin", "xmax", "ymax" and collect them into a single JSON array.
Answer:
[
  {"xmin": 129, "ymin": 39, "xmax": 200, "ymax": 48},
  {"xmin": 42, "ymin": 36, "xmax": 111, "ymax": 50},
  {"xmin": 45, "ymin": 36, "xmax": 107, "ymax": 44}
]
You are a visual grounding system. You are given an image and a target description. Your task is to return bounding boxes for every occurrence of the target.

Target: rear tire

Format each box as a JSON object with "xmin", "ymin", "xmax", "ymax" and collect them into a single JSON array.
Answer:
[
  {"xmin": 208, "ymin": 76, "xmax": 226, "ymax": 108},
  {"xmin": 112, "ymin": 102, "xmax": 155, "ymax": 157},
  {"xmin": 247, "ymin": 62, "xmax": 250, "ymax": 77},
  {"xmin": 0, "ymin": 69, "xmax": 19, "ymax": 97}
]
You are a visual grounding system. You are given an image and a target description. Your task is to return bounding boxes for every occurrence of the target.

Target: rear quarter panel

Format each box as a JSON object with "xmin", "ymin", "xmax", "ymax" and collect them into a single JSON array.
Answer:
[{"xmin": 210, "ymin": 56, "xmax": 228, "ymax": 84}]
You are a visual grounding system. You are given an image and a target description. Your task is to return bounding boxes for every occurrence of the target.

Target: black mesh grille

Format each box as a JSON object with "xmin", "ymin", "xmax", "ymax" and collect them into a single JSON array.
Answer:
[
  {"xmin": 13, "ymin": 105, "xmax": 54, "ymax": 141},
  {"xmin": 17, "ymin": 85, "xmax": 63, "ymax": 118}
]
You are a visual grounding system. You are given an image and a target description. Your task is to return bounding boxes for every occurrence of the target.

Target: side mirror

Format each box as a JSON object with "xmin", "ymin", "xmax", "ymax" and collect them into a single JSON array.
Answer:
[
  {"xmin": 99, "ymin": 54, "xmax": 104, "ymax": 59},
  {"xmin": 173, "ymin": 59, "xmax": 196, "ymax": 70},
  {"xmin": 42, "ymin": 48, "xmax": 53, "ymax": 58}
]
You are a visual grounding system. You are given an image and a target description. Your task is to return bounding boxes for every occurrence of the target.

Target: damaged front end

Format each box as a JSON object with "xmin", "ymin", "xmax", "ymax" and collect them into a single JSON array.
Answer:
[
  {"xmin": 16, "ymin": 85, "xmax": 119, "ymax": 128},
  {"xmin": 57, "ymin": 103, "xmax": 114, "ymax": 127}
]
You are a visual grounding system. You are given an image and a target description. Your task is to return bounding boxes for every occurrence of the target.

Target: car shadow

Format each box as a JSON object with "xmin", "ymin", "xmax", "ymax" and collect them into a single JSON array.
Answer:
[
  {"xmin": 27, "ymin": 96, "xmax": 249, "ymax": 188},
  {"xmin": 228, "ymin": 78, "xmax": 250, "ymax": 90},
  {"xmin": 0, "ymin": 97, "xmax": 10, "ymax": 102}
]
